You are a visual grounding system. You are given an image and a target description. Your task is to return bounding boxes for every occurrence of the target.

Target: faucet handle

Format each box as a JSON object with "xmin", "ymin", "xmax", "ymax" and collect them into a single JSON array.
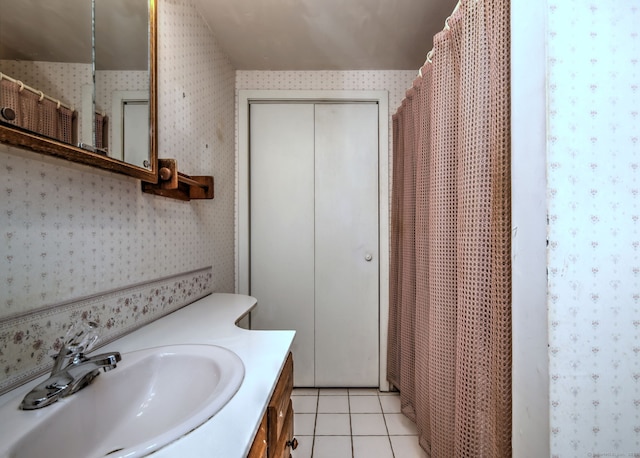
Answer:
[{"xmin": 64, "ymin": 320, "xmax": 100, "ymax": 355}]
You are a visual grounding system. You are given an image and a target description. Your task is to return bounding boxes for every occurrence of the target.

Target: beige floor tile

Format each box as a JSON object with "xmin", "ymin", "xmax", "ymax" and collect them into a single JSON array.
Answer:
[
  {"xmin": 319, "ymin": 388, "xmax": 349, "ymax": 396},
  {"xmin": 293, "ymin": 388, "xmax": 319, "ymax": 396},
  {"xmin": 294, "ymin": 386, "xmax": 424, "ymax": 458},
  {"xmin": 351, "ymin": 413, "xmax": 388, "ymax": 436},
  {"xmin": 384, "ymin": 413, "xmax": 419, "ymax": 435},
  {"xmin": 390, "ymin": 435, "xmax": 428, "ymax": 458},
  {"xmin": 350, "ymin": 395, "xmax": 382, "ymax": 413},
  {"xmin": 292, "ymin": 395, "xmax": 318, "ymax": 414},
  {"xmin": 313, "ymin": 436, "xmax": 352, "ymax": 458},
  {"xmin": 353, "ymin": 436, "xmax": 394, "ymax": 458},
  {"xmin": 379, "ymin": 394, "xmax": 402, "ymax": 413},
  {"xmin": 294, "ymin": 413, "xmax": 316, "ymax": 436},
  {"xmin": 317, "ymin": 395, "xmax": 350, "ymax": 413},
  {"xmin": 315, "ymin": 413, "xmax": 351, "ymax": 435}
]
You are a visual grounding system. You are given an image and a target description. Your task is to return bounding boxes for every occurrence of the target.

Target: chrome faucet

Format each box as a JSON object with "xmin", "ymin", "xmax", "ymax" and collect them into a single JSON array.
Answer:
[{"xmin": 20, "ymin": 321, "xmax": 121, "ymax": 410}]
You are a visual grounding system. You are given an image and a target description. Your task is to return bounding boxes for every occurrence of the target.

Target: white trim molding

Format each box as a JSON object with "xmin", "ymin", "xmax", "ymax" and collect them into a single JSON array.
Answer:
[
  {"xmin": 237, "ymin": 90, "xmax": 390, "ymax": 391},
  {"xmin": 511, "ymin": 1, "xmax": 549, "ymax": 456}
]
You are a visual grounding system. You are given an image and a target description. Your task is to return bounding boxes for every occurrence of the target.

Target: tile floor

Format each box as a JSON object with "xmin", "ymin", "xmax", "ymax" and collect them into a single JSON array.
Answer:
[{"xmin": 290, "ymin": 388, "xmax": 428, "ymax": 458}]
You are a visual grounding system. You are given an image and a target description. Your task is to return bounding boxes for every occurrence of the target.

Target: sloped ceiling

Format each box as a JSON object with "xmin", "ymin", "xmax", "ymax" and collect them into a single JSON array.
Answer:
[
  {"xmin": 0, "ymin": 0, "xmax": 458, "ymax": 71},
  {"xmin": 0, "ymin": 0, "xmax": 148, "ymax": 71},
  {"xmin": 0, "ymin": 0, "xmax": 92, "ymax": 64},
  {"xmin": 193, "ymin": 0, "xmax": 459, "ymax": 70}
]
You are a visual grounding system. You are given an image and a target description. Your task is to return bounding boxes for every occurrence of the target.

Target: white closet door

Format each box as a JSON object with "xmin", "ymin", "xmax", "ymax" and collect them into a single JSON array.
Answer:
[
  {"xmin": 249, "ymin": 103, "xmax": 316, "ymax": 386},
  {"xmin": 122, "ymin": 101, "xmax": 149, "ymax": 168},
  {"xmin": 250, "ymin": 101, "xmax": 379, "ymax": 388},
  {"xmin": 314, "ymin": 103, "xmax": 379, "ymax": 386}
]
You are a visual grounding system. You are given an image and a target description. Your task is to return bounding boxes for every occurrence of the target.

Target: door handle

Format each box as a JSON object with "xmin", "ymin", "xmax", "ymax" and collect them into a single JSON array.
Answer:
[{"xmin": 365, "ymin": 253, "xmax": 373, "ymax": 262}]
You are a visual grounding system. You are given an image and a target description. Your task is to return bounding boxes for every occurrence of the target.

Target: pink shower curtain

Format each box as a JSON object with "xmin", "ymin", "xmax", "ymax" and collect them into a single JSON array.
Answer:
[
  {"xmin": 388, "ymin": 0, "xmax": 511, "ymax": 456},
  {"xmin": 0, "ymin": 79, "xmax": 74, "ymax": 144},
  {"xmin": 95, "ymin": 112, "xmax": 107, "ymax": 150}
]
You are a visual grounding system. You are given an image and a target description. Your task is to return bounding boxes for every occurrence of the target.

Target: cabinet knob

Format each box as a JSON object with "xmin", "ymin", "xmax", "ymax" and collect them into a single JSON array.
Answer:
[{"xmin": 286, "ymin": 437, "xmax": 299, "ymax": 450}]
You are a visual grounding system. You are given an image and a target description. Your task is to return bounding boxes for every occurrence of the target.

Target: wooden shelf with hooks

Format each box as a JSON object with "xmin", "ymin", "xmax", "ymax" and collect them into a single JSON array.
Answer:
[{"xmin": 141, "ymin": 158, "xmax": 214, "ymax": 201}]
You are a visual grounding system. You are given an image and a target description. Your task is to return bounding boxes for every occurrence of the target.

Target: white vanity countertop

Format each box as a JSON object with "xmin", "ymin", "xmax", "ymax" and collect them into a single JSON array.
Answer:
[{"xmin": 0, "ymin": 293, "xmax": 295, "ymax": 458}]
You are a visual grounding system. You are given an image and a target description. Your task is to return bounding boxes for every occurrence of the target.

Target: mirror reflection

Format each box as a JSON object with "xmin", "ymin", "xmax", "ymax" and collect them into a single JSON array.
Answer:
[
  {"xmin": 0, "ymin": 0, "xmax": 92, "ymax": 146},
  {"xmin": 0, "ymin": 0, "xmax": 152, "ymax": 170},
  {"xmin": 95, "ymin": 0, "xmax": 150, "ymax": 168}
]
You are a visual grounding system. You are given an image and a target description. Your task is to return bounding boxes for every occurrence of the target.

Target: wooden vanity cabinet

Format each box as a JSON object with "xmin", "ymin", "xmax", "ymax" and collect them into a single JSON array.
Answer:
[
  {"xmin": 248, "ymin": 352, "xmax": 296, "ymax": 458},
  {"xmin": 247, "ymin": 413, "xmax": 268, "ymax": 458},
  {"xmin": 268, "ymin": 352, "xmax": 295, "ymax": 458}
]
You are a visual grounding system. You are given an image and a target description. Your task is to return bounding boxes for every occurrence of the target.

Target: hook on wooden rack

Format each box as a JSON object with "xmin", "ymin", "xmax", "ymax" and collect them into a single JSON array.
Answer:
[{"xmin": 142, "ymin": 158, "xmax": 214, "ymax": 201}]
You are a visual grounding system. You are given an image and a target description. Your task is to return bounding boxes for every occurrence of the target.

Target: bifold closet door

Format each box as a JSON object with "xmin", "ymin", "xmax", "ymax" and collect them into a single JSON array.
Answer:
[
  {"xmin": 249, "ymin": 103, "xmax": 316, "ymax": 386},
  {"xmin": 314, "ymin": 103, "xmax": 379, "ymax": 387},
  {"xmin": 249, "ymin": 101, "xmax": 379, "ymax": 387}
]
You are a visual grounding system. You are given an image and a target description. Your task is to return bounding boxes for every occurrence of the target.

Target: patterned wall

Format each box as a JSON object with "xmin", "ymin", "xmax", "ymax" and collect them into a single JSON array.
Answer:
[
  {"xmin": 0, "ymin": 268, "xmax": 213, "ymax": 394},
  {"xmin": 95, "ymin": 71, "xmax": 149, "ymax": 113},
  {"xmin": 0, "ymin": 60, "xmax": 91, "ymax": 111},
  {"xmin": 0, "ymin": 64, "xmax": 150, "ymax": 154},
  {"xmin": 235, "ymin": 70, "xmax": 417, "ymax": 289},
  {"xmin": 236, "ymin": 70, "xmax": 416, "ymax": 156},
  {"xmin": 95, "ymin": 70, "xmax": 149, "ymax": 149},
  {"xmin": 236, "ymin": 71, "xmax": 415, "ymax": 102},
  {"xmin": 0, "ymin": 0, "xmax": 236, "ymax": 391},
  {"xmin": 547, "ymin": 1, "xmax": 639, "ymax": 456},
  {"xmin": 0, "ymin": 60, "xmax": 93, "ymax": 138}
]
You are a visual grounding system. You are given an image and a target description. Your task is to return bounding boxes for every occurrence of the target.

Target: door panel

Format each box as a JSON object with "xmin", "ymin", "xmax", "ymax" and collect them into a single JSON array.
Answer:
[
  {"xmin": 249, "ymin": 103, "xmax": 316, "ymax": 386},
  {"xmin": 314, "ymin": 103, "xmax": 379, "ymax": 386},
  {"xmin": 249, "ymin": 101, "xmax": 379, "ymax": 387},
  {"xmin": 123, "ymin": 101, "xmax": 149, "ymax": 168}
]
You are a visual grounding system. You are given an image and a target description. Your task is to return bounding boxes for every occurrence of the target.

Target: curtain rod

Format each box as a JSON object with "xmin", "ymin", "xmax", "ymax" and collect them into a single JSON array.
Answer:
[
  {"xmin": 0, "ymin": 72, "xmax": 75, "ymax": 112},
  {"xmin": 419, "ymin": 0, "xmax": 462, "ymax": 76}
]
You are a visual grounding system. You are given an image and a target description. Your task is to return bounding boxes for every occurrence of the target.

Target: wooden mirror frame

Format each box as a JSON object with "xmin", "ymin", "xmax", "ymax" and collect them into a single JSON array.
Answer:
[{"xmin": 0, "ymin": 0, "xmax": 158, "ymax": 184}]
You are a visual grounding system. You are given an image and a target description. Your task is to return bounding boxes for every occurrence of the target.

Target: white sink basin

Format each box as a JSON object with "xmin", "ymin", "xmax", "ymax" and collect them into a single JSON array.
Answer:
[{"xmin": 0, "ymin": 344, "xmax": 244, "ymax": 458}]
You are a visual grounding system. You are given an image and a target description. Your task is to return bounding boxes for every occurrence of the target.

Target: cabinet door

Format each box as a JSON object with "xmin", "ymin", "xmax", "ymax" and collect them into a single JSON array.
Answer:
[
  {"xmin": 268, "ymin": 399, "xmax": 294, "ymax": 458},
  {"xmin": 314, "ymin": 103, "xmax": 380, "ymax": 386},
  {"xmin": 247, "ymin": 413, "xmax": 267, "ymax": 458},
  {"xmin": 267, "ymin": 354, "xmax": 294, "ymax": 458},
  {"xmin": 268, "ymin": 354, "xmax": 294, "ymax": 453}
]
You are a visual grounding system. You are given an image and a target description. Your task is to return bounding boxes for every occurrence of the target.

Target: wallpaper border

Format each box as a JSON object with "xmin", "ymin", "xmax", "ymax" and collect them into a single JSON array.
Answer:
[{"xmin": 0, "ymin": 267, "xmax": 213, "ymax": 396}]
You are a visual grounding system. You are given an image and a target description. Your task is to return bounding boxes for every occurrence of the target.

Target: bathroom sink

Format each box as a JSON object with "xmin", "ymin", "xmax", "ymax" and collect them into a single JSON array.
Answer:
[{"xmin": 0, "ymin": 344, "xmax": 244, "ymax": 458}]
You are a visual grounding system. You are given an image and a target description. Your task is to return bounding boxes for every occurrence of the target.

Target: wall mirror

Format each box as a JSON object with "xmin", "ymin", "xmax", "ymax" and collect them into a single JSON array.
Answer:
[{"xmin": 0, "ymin": 0, "xmax": 157, "ymax": 182}]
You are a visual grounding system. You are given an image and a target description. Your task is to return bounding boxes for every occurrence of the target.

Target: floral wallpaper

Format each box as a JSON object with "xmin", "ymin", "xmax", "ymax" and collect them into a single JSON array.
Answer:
[
  {"xmin": 0, "ymin": 268, "xmax": 212, "ymax": 394},
  {"xmin": 0, "ymin": 0, "xmax": 236, "ymax": 393},
  {"xmin": 547, "ymin": 1, "xmax": 639, "ymax": 456}
]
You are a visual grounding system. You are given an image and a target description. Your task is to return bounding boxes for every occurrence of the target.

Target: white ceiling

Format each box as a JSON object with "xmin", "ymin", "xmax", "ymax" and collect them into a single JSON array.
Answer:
[
  {"xmin": 0, "ymin": 0, "xmax": 458, "ymax": 72},
  {"xmin": 0, "ymin": 0, "xmax": 148, "ymax": 70},
  {"xmin": 193, "ymin": 0, "xmax": 460, "ymax": 70}
]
